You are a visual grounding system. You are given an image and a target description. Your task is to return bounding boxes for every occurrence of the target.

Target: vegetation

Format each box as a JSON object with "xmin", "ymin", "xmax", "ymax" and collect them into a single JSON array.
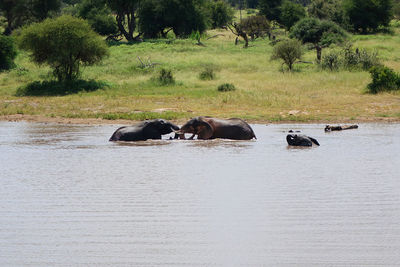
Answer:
[
  {"xmin": 290, "ymin": 17, "xmax": 347, "ymax": 61},
  {"xmin": 280, "ymin": 1, "xmax": 306, "ymax": 30},
  {"xmin": 207, "ymin": 0, "xmax": 234, "ymax": 29},
  {"xmin": 367, "ymin": 65, "xmax": 400, "ymax": 94},
  {"xmin": 17, "ymin": 15, "xmax": 109, "ymax": 82},
  {"xmin": 218, "ymin": 83, "xmax": 236, "ymax": 92},
  {"xmin": 271, "ymin": 39, "xmax": 303, "ymax": 71},
  {"xmin": 343, "ymin": 0, "xmax": 394, "ymax": 33},
  {"xmin": 199, "ymin": 67, "xmax": 216, "ymax": 80},
  {"xmin": 156, "ymin": 68, "xmax": 175, "ymax": 85},
  {"xmin": 0, "ymin": 35, "xmax": 17, "ymax": 71}
]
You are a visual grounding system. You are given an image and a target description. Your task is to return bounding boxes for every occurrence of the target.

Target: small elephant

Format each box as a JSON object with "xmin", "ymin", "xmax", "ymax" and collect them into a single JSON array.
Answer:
[
  {"xmin": 177, "ymin": 116, "xmax": 256, "ymax": 140},
  {"xmin": 109, "ymin": 119, "xmax": 180, "ymax": 141},
  {"xmin": 286, "ymin": 134, "xmax": 320, "ymax": 147}
]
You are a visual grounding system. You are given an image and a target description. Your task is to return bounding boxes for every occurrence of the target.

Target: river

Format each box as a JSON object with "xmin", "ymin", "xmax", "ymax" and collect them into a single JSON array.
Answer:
[{"xmin": 0, "ymin": 122, "xmax": 399, "ymax": 266}]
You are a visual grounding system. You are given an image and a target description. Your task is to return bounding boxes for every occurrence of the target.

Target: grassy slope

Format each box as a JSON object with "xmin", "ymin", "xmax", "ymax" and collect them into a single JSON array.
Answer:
[{"xmin": 1, "ymin": 27, "xmax": 400, "ymax": 122}]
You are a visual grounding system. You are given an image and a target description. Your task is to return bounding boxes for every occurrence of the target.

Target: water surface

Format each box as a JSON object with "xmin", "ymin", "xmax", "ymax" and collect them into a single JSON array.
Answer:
[{"xmin": 0, "ymin": 122, "xmax": 399, "ymax": 266}]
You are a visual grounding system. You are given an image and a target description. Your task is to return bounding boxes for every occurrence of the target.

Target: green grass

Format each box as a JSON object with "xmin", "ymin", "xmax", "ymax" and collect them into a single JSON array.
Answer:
[{"xmin": 0, "ymin": 25, "xmax": 400, "ymax": 122}]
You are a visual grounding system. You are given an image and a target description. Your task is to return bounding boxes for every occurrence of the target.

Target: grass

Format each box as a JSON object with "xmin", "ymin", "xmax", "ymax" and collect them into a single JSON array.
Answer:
[{"xmin": 1, "ymin": 25, "xmax": 400, "ymax": 122}]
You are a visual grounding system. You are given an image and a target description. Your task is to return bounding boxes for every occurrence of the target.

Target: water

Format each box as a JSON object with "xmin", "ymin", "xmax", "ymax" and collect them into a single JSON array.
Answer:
[{"xmin": 0, "ymin": 122, "xmax": 399, "ymax": 266}]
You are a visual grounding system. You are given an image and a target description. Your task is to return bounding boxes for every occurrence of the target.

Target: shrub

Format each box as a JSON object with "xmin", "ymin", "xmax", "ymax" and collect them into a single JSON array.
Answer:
[
  {"xmin": 157, "ymin": 69, "xmax": 175, "ymax": 85},
  {"xmin": 17, "ymin": 15, "xmax": 109, "ymax": 82},
  {"xmin": 343, "ymin": 45, "xmax": 379, "ymax": 70},
  {"xmin": 0, "ymin": 35, "xmax": 17, "ymax": 71},
  {"xmin": 271, "ymin": 39, "xmax": 303, "ymax": 71},
  {"xmin": 207, "ymin": 0, "xmax": 234, "ymax": 29},
  {"xmin": 367, "ymin": 66, "xmax": 400, "ymax": 94},
  {"xmin": 199, "ymin": 67, "xmax": 215, "ymax": 80},
  {"xmin": 15, "ymin": 80, "xmax": 109, "ymax": 96},
  {"xmin": 280, "ymin": 1, "xmax": 306, "ymax": 30},
  {"xmin": 321, "ymin": 50, "xmax": 341, "ymax": 71},
  {"xmin": 217, "ymin": 83, "xmax": 236, "ymax": 92}
]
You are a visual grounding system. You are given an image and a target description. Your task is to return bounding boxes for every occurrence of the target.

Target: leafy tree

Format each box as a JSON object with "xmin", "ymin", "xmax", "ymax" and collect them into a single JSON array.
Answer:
[
  {"xmin": 0, "ymin": 35, "xmax": 17, "ymax": 71},
  {"xmin": 308, "ymin": 0, "xmax": 346, "ymax": 26},
  {"xmin": 290, "ymin": 17, "xmax": 347, "ymax": 61},
  {"xmin": 0, "ymin": 0, "xmax": 61, "ymax": 34},
  {"xmin": 138, "ymin": 0, "xmax": 209, "ymax": 38},
  {"xmin": 246, "ymin": 0, "xmax": 259, "ymax": 8},
  {"xmin": 280, "ymin": 0, "xmax": 306, "ymax": 30},
  {"xmin": 106, "ymin": 0, "xmax": 140, "ymax": 41},
  {"xmin": 18, "ymin": 15, "xmax": 109, "ymax": 81},
  {"xmin": 0, "ymin": 0, "xmax": 29, "ymax": 34},
  {"xmin": 208, "ymin": 0, "xmax": 234, "ymax": 29},
  {"xmin": 271, "ymin": 39, "xmax": 303, "ymax": 71},
  {"xmin": 78, "ymin": 0, "xmax": 117, "ymax": 35},
  {"xmin": 239, "ymin": 15, "xmax": 270, "ymax": 40},
  {"xmin": 343, "ymin": 0, "xmax": 393, "ymax": 33},
  {"xmin": 259, "ymin": 0, "xmax": 282, "ymax": 22},
  {"xmin": 29, "ymin": 0, "xmax": 62, "ymax": 21}
]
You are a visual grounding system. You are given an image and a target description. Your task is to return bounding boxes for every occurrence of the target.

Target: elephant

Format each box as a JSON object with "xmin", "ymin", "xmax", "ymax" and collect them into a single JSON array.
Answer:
[
  {"xmin": 109, "ymin": 119, "xmax": 180, "ymax": 141},
  {"xmin": 176, "ymin": 116, "xmax": 256, "ymax": 140},
  {"xmin": 286, "ymin": 134, "xmax": 320, "ymax": 147},
  {"xmin": 325, "ymin": 125, "xmax": 358, "ymax": 132}
]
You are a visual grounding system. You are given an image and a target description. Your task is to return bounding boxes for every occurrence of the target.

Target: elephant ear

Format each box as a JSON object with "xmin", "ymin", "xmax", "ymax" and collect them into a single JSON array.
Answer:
[
  {"xmin": 308, "ymin": 136, "xmax": 320, "ymax": 146},
  {"xmin": 197, "ymin": 119, "xmax": 214, "ymax": 139}
]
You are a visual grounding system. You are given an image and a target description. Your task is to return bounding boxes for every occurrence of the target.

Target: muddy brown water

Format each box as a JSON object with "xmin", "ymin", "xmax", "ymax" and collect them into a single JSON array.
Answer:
[{"xmin": 0, "ymin": 122, "xmax": 399, "ymax": 266}]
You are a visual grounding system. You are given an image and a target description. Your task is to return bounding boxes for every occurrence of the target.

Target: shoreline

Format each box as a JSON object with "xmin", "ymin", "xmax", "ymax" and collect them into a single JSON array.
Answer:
[{"xmin": 1, "ymin": 114, "xmax": 399, "ymax": 125}]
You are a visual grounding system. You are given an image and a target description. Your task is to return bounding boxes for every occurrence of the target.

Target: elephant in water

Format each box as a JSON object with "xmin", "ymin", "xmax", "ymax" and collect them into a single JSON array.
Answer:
[
  {"xmin": 109, "ymin": 119, "xmax": 180, "ymax": 141},
  {"xmin": 176, "ymin": 116, "xmax": 256, "ymax": 140},
  {"xmin": 286, "ymin": 134, "xmax": 320, "ymax": 147}
]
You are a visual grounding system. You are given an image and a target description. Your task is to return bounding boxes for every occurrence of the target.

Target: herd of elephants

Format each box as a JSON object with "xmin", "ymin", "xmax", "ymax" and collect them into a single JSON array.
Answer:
[{"xmin": 109, "ymin": 117, "xmax": 358, "ymax": 147}]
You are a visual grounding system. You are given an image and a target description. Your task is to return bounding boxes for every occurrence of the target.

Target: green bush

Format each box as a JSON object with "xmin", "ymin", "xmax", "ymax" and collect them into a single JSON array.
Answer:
[
  {"xmin": 15, "ymin": 80, "xmax": 109, "ymax": 96},
  {"xmin": 271, "ymin": 39, "xmax": 303, "ymax": 71},
  {"xmin": 321, "ymin": 50, "xmax": 341, "ymax": 71},
  {"xmin": 367, "ymin": 66, "xmax": 400, "ymax": 94},
  {"xmin": 199, "ymin": 67, "xmax": 215, "ymax": 80},
  {"xmin": 207, "ymin": 0, "xmax": 234, "ymax": 29},
  {"xmin": 0, "ymin": 35, "xmax": 17, "ymax": 71},
  {"xmin": 17, "ymin": 15, "xmax": 109, "ymax": 82},
  {"xmin": 217, "ymin": 83, "xmax": 236, "ymax": 92},
  {"xmin": 343, "ymin": 45, "xmax": 379, "ymax": 70},
  {"xmin": 157, "ymin": 69, "xmax": 175, "ymax": 85}
]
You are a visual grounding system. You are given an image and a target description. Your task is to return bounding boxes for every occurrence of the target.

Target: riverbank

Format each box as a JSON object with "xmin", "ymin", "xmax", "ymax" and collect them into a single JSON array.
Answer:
[
  {"xmin": 1, "ymin": 29, "xmax": 400, "ymax": 123},
  {"xmin": 1, "ymin": 114, "xmax": 399, "ymax": 125}
]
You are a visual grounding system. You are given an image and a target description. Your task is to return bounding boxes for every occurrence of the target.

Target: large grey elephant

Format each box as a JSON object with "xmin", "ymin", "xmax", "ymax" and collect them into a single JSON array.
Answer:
[
  {"xmin": 286, "ymin": 134, "xmax": 320, "ymax": 147},
  {"xmin": 109, "ymin": 119, "xmax": 180, "ymax": 141},
  {"xmin": 176, "ymin": 116, "xmax": 256, "ymax": 140}
]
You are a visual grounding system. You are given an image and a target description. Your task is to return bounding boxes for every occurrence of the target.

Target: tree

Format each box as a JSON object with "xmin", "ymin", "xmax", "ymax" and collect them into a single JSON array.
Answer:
[
  {"xmin": 343, "ymin": 0, "xmax": 393, "ymax": 33},
  {"xmin": 290, "ymin": 17, "xmax": 347, "ymax": 61},
  {"xmin": 0, "ymin": 0, "xmax": 29, "ymax": 34},
  {"xmin": 78, "ymin": 0, "xmax": 118, "ymax": 35},
  {"xmin": 280, "ymin": 0, "xmax": 306, "ymax": 30},
  {"xmin": 18, "ymin": 15, "xmax": 109, "ymax": 81},
  {"xmin": 208, "ymin": 0, "xmax": 234, "ymax": 29},
  {"xmin": 259, "ymin": 0, "xmax": 282, "ymax": 22},
  {"xmin": 0, "ymin": 0, "xmax": 61, "ymax": 34},
  {"xmin": 0, "ymin": 35, "xmax": 17, "ymax": 71},
  {"xmin": 106, "ymin": 0, "xmax": 140, "ymax": 41},
  {"xmin": 239, "ymin": 15, "xmax": 270, "ymax": 40},
  {"xmin": 271, "ymin": 39, "xmax": 303, "ymax": 71},
  {"xmin": 308, "ymin": 0, "xmax": 346, "ymax": 26},
  {"xmin": 138, "ymin": 0, "xmax": 209, "ymax": 38}
]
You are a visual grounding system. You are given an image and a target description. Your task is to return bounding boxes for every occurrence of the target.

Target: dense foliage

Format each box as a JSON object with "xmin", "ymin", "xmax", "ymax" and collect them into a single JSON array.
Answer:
[
  {"xmin": 308, "ymin": 0, "xmax": 346, "ymax": 26},
  {"xmin": 343, "ymin": 0, "xmax": 393, "ymax": 32},
  {"xmin": 271, "ymin": 39, "xmax": 303, "ymax": 71},
  {"xmin": 0, "ymin": 35, "xmax": 17, "ymax": 71},
  {"xmin": 290, "ymin": 17, "xmax": 347, "ymax": 61},
  {"xmin": 106, "ymin": 0, "xmax": 140, "ymax": 41},
  {"xmin": 367, "ymin": 65, "xmax": 400, "ymax": 93},
  {"xmin": 207, "ymin": 0, "xmax": 234, "ymax": 29},
  {"xmin": 239, "ymin": 15, "xmax": 270, "ymax": 40},
  {"xmin": 138, "ymin": 0, "xmax": 209, "ymax": 38},
  {"xmin": 17, "ymin": 15, "xmax": 109, "ymax": 81},
  {"xmin": 258, "ymin": 0, "xmax": 282, "ymax": 22},
  {"xmin": 280, "ymin": 1, "xmax": 306, "ymax": 30},
  {"xmin": 77, "ymin": 0, "xmax": 117, "ymax": 35}
]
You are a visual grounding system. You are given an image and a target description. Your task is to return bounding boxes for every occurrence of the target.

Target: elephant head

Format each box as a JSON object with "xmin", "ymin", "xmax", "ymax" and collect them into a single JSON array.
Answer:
[
  {"xmin": 152, "ymin": 119, "xmax": 180, "ymax": 135},
  {"xmin": 178, "ymin": 117, "xmax": 214, "ymax": 139},
  {"xmin": 286, "ymin": 134, "xmax": 320, "ymax": 147}
]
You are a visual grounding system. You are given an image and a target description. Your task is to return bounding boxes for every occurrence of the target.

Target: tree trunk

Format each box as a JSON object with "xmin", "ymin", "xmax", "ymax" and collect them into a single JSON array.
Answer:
[{"xmin": 316, "ymin": 46, "xmax": 322, "ymax": 62}]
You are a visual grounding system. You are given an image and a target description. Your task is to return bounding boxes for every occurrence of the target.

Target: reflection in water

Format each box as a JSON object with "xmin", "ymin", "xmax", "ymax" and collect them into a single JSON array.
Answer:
[{"xmin": 0, "ymin": 122, "xmax": 400, "ymax": 266}]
